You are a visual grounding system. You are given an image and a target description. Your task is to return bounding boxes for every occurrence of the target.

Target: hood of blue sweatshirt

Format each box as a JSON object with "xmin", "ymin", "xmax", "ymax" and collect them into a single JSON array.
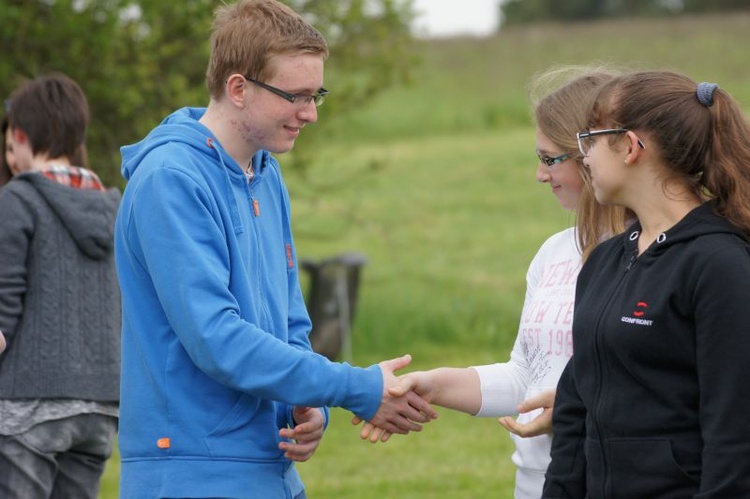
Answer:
[{"xmin": 121, "ymin": 106, "xmax": 270, "ymax": 186}]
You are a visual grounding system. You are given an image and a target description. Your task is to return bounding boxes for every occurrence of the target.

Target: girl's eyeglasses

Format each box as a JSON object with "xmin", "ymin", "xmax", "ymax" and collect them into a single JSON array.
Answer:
[
  {"xmin": 536, "ymin": 151, "xmax": 572, "ymax": 169},
  {"xmin": 576, "ymin": 129, "xmax": 645, "ymax": 156}
]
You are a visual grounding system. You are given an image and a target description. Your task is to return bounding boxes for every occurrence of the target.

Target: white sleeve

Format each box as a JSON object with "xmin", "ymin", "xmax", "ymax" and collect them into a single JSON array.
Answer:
[
  {"xmin": 471, "ymin": 333, "xmax": 529, "ymax": 417},
  {"xmin": 470, "ymin": 240, "xmax": 546, "ymax": 417},
  {"xmin": 472, "ymin": 228, "xmax": 580, "ymax": 417}
]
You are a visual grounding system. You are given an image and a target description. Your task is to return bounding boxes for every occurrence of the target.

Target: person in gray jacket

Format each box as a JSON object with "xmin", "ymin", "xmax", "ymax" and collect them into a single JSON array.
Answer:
[{"xmin": 0, "ymin": 73, "xmax": 121, "ymax": 499}]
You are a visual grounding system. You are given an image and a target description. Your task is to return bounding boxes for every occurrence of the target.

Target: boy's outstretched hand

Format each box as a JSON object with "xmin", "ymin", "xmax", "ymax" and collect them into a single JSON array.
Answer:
[
  {"xmin": 352, "ymin": 366, "xmax": 438, "ymax": 443},
  {"xmin": 352, "ymin": 355, "xmax": 438, "ymax": 442}
]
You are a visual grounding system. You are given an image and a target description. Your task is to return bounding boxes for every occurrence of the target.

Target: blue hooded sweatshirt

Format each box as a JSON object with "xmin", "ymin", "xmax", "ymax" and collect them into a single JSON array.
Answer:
[{"xmin": 115, "ymin": 108, "xmax": 382, "ymax": 498}]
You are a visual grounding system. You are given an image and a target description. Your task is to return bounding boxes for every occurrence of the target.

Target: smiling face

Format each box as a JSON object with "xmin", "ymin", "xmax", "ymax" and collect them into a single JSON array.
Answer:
[
  {"xmin": 236, "ymin": 52, "xmax": 325, "ymax": 156},
  {"xmin": 535, "ymin": 128, "xmax": 584, "ymax": 211}
]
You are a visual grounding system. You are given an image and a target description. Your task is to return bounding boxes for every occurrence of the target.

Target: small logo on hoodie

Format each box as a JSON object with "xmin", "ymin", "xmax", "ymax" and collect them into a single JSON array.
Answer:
[
  {"xmin": 621, "ymin": 301, "xmax": 653, "ymax": 326},
  {"xmin": 633, "ymin": 301, "xmax": 648, "ymax": 317}
]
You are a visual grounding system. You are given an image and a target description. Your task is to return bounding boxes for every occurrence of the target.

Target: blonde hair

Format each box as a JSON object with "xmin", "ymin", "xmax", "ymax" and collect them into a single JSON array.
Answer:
[
  {"xmin": 530, "ymin": 65, "xmax": 631, "ymax": 261},
  {"xmin": 206, "ymin": 0, "xmax": 328, "ymax": 99}
]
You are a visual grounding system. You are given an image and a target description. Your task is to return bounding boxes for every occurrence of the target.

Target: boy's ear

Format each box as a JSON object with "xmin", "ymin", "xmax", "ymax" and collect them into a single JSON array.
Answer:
[
  {"xmin": 226, "ymin": 74, "xmax": 247, "ymax": 108},
  {"xmin": 12, "ymin": 127, "xmax": 28, "ymax": 144}
]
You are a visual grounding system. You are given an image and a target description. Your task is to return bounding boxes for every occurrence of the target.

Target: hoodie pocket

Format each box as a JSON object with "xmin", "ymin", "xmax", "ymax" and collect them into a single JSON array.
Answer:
[
  {"xmin": 204, "ymin": 394, "xmax": 280, "ymax": 460},
  {"xmin": 606, "ymin": 438, "xmax": 699, "ymax": 498}
]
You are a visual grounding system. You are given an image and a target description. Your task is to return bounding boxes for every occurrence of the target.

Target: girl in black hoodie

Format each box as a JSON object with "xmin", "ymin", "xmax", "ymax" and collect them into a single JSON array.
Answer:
[{"xmin": 543, "ymin": 71, "xmax": 750, "ymax": 498}]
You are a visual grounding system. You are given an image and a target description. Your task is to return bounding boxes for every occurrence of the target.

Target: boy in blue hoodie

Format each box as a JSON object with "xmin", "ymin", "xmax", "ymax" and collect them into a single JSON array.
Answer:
[{"xmin": 114, "ymin": 1, "xmax": 436, "ymax": 498}]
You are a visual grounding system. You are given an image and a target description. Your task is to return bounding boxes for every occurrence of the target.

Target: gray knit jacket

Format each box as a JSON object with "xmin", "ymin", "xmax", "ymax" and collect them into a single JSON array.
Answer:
[{"xmin": 0, "ymin": 172, "xmax": 121, "ymax": 401}]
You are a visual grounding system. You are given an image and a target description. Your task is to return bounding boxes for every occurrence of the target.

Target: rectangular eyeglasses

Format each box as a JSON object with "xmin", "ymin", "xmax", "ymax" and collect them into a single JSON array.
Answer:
[
  {"xmin": 536, "ymin": 151, "xmax": 573, "ymax": 169},
  {"xmin": 576, "ymin": 129, "xmax": 645, "ymax": 156},
  {"xmin": 244, "ymin": 76, "xmax": 329, "ymax": 107}
]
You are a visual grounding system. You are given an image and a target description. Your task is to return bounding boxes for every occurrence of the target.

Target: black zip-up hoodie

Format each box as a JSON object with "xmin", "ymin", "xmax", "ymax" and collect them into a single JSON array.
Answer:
[{"xmin": 544, "ymin": 202, "xmax": 750, "ymax": 498}]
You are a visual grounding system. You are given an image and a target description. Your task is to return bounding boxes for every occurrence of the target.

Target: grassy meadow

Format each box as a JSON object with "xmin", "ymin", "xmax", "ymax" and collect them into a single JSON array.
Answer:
[{"xmin": 99, "ymin": 11, "xmax": 750, "ymax": 498}]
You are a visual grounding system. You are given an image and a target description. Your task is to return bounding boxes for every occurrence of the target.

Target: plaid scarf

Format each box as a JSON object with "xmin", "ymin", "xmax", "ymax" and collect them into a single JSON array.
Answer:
[{"xmin": 38, "ymin": 164, "xmax": 105, "ymax": 191}]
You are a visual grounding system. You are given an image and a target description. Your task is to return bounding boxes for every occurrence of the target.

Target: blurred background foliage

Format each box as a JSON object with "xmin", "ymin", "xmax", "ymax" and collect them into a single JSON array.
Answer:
[
  {"xmin": 4, "ymin": 2, "xmax": 750, "ymax": 496},
  {"xmin": 501, "ymin": 0, "xmax": 750, "ymax": 24},
  {"xmin": 0, "ymin": 0, "xmax": 417, "ymax": 186},
  {"xmin": 3, "ymin": 0, "xmax": 749, "ymax": 188}
]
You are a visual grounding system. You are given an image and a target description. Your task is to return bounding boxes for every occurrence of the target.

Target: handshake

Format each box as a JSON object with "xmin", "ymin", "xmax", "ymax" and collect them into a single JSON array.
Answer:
[
  {"xmin": 350, "ymin": 355, "xmax": 556, "ymax": 444},
  {"xmin": 351, "ymin": 354, "xmax": 439, "ymax": 443}
]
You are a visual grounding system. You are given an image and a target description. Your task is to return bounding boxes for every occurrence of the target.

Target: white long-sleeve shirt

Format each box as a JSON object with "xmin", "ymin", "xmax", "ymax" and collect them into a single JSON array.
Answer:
[{"xmin": 472, "ymin": 228, "xmax": 580, "ymax": 499}]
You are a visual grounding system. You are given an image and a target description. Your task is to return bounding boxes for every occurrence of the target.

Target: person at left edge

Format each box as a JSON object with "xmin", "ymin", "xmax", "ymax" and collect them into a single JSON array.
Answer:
[
  {"xmin": 114, "ymin": 1, "xmax": 437, "ymax": 498},
  {"xmin": 1, "ymin": 115, "xmax": 13, "ymax": 186},
  {"xmin": 0, "ymin": 114, "xmax": 12, "ymax": 353},
  {"xmin": 0, "ymin": 73, "xmax": 121, "ymax": 499}
]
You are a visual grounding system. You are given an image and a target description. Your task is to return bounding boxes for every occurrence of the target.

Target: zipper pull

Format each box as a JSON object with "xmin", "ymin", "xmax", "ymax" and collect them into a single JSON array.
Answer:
[
  {"xmin": 252, "ymin": 198, "xmax": 260, "ymax": 217},
  {"xmin": 626, "ymin": 250, "xmax": 637, "ymax": 270}
]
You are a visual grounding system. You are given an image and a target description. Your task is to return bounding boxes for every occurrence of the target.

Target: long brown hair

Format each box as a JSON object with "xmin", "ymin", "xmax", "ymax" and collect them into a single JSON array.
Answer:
[
  {"xmin": 530, "ymin": 66, "xmax": 630, "ymax": 261},
  {"xmin": 591, "ymin": 70, "xmax": 750, "ymax": 235}
]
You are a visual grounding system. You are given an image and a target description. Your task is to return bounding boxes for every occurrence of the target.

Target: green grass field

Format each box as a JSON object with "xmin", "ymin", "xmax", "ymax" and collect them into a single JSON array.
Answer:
[{"xmin": 99, "ymin": 11, "xmax": 750, "ymax": 498}]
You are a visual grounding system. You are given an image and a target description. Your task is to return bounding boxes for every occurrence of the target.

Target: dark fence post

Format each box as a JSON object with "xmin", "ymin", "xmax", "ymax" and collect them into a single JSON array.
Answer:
[{"xmin": 300, "ymin": 252, "xmax": 367, "ymax": 362}]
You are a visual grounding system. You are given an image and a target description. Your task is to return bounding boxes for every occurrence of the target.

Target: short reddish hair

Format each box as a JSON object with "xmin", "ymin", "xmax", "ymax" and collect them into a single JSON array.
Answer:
[{"xmin": 205, "ymin": 0, "xmax": 328, "ymax": 100}]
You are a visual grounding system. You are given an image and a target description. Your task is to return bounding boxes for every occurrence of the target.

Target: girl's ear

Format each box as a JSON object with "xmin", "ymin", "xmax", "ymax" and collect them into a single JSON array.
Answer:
[{"xmin": 623, "ymin": 131, "xmax": 645, "ymax": 165}]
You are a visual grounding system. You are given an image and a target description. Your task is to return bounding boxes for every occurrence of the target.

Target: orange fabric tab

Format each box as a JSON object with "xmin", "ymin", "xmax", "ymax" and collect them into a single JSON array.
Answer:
[
  {"xmin": 253, "ymin": 199, "xmax": 260, "ymax": 216},
  {"xmin": 285, "ymin": 243, "xmax": 294, "ymax": 269},
  {"xmin": 157, "ymin": 437, "xmax": 171, "ymax": 449}
]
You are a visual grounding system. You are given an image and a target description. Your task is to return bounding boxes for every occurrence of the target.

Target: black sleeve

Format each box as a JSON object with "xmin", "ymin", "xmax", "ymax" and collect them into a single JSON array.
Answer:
[
  {"xmin": 543, "ymin": 358, "xmax": 587, "ymax": 498},
  {"xmin": 693, "ymin": 243, "xmax": 750, "ymax": 496}
]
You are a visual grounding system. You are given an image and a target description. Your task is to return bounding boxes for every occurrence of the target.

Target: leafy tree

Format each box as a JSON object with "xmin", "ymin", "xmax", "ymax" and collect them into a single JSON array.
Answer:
[
  {"xmin": 502, "ymin": 0, "xmax": 606, "ymax": 25},
  {"xmin": 682, "ymin": 0, "xmax": 750, "ymax": 12},
  {"xmin": 500, "ymin": 0, "xmax": 750, "ymax": 25},
  {"xmin": 0, "ymin": 0, "xmax": 416, "ymax": 186},
  {"xmin": 280, "ymin": 0, "xmax": 418, "ymax": 173}
]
